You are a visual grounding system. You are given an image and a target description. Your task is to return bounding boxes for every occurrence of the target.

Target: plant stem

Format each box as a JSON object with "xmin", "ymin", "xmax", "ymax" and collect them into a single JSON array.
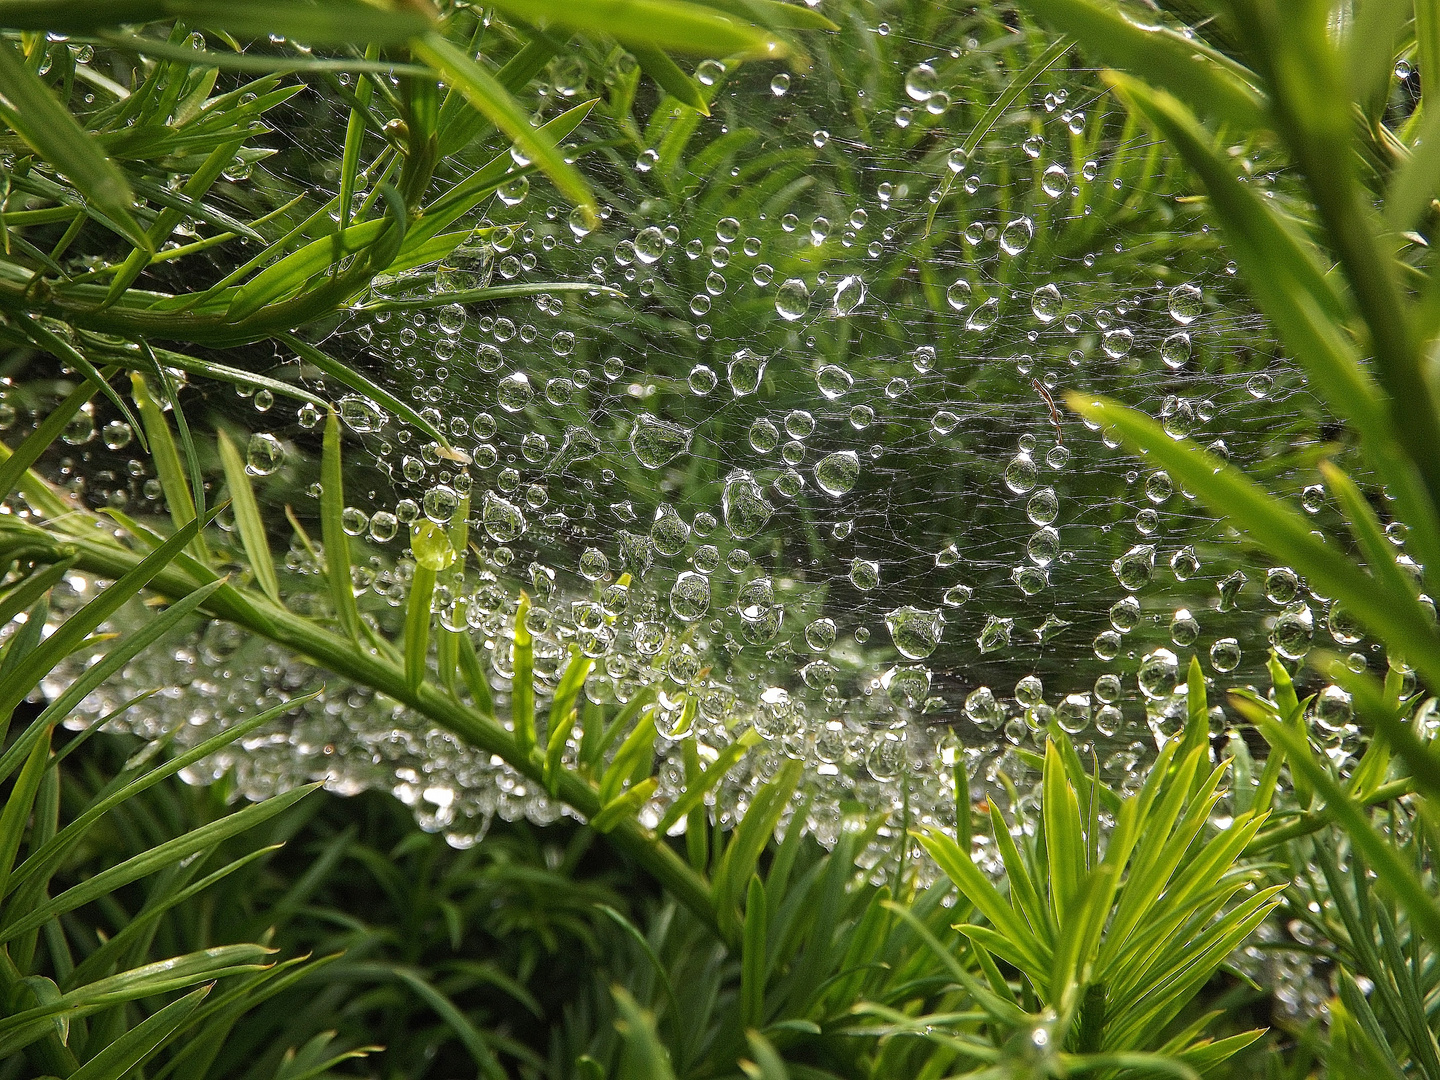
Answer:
[{"xmin": 0, "ymin": 518, "xmax": 724, "ymax": 940}]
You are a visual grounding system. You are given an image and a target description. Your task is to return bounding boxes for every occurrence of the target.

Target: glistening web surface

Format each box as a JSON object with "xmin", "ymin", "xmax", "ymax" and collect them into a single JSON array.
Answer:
[{"xmin": 34, "ymin": 2, "xmax": 1385, "ymax": 864}]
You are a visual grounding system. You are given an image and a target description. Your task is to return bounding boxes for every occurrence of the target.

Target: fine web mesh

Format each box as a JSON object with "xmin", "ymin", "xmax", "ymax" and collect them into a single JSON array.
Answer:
[{"xmin": 34, "ymin": 4, "xmax": 1386, "ymax": 864}]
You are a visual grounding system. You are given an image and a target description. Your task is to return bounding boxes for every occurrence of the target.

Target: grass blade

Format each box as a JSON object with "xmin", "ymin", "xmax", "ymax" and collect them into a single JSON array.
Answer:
[
  {"xmin": 1066, "ymin": 394, "xmax": 1440, "ymax": 692},
  {"xmin": 411, "ymin": 32, "xmax": 597, "ymax": 226},
  {"xmin": 712, "ymin": 758, "xmax": 802, "ymax": 937},
  {"xmin": 130, "ymin": 371, "xmax": 210, "ymax": 564},
  {"xmin": 1023, "ymin": 0, "xmax": 1266, "ymax": 130},
  {"xmin": 320, "ymin": 409, "xmax": 360, "ymax": 642},
  {"xmin": 0, "ymin": 379, "xmax": 97, "ymax": 505},
  {"xmin": 0, "ymin": 40, "xmax": 146, "ymax": 249},
  {"xmin": 487, "ymin": 0, "xmax": 786, "ymax": 58},
  {"xmin": 1, "ymin": 783, "xmax": 318, "ymax": 943},
  {"xmin": 656, "ymin": 728, "xmax": 759, "ymax": 833},
  {"xmin": 927, "ymin": 36, "xmax": 1071, "ymax": 234},
  {"xmin": 280, "ymin": 333, "xmax": 453, "ymax": 452},
  {"xmin": 1260, "ymin": 720, "xmax": 1440, "ymax": 945},
  {"xmin": 511, "ymin": 592, "xmax": 536, "ymax": 756},
  {"xmin": 217, "ymin": 429, "xmax": 279, "ymax": 602},
  {"xmin": 633, "ymin": 45, "xmax": 710, "ymax": 115},
  {"xmin": 67, "ymin": 984, "xmax": 210, "ymax": 1080}
]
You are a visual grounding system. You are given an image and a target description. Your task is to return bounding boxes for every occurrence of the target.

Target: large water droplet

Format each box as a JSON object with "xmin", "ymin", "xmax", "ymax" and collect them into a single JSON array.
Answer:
[
  {"xmin": 635, "ymin": 226, "xmax": 666, "ymax": 264},
  {"xmin": 651, "ymin": 503, "xmax": 690, "ymax": 555},
  {"xmin": 1137, "ymin": 647, "xmax": 1178, "ymax": 699},
  {"xmin": 496, "ymin": 371, "xmax": 533, "ymax": 412},
  {"xmin": 885, "ymin": 606, "xmax": 944, "ymax": 659},
  {"xmin": 1112, "ymin": 544, "xmax": 1155, "ymax": 591},
  {"xmin": 481, "ymin": 490, "xmax": 527, "ymax": 542},
  {"xmin": 775, "ymin": 278, "xmax": 810, "ymax": 320},
  {"xmin": 849, "ymin": 558, "xmax": 879, "ymax": 591},
  {"xmin": 1000, "ymin": 216, "xmax": 1033, "ymax": 255},
  {"xmin": 722, "ymin": 470, "xmax": 773, "ymax": 538},
  {"xmin": 629, "ymin": 414, "xmax": 693, "ymax": 469},
  {"xmin": 669, "ymin": 571, "xmax": 710, "ymax": 621},
  {"xmin": 904, "ymin": 62, "xmax": 938, "ymax": 100},
  {"xmin": 728, "ymin": 348, "xmax": 767, "ymax": 395},
  {"xmin": 1167, "ymin": 283, "xmax": 1202, "ymax": 324},
  {"xmin": 966, "ymin": 296, "xmax": 999, "ymax": 332},
  {"xmin": 1160, "ymin": 331, "xmax": 1191, "ymax": 369},
  {"xmin": 246, "ymin": 433, "xmax": 284, "ymax": 475},
  {"xmin": 816, "ymin": 364, "xmax": 854, "ymax": 399},
  {"xmin": 1031, "ymin": 283, "xmax": 1062, "ymax": 322},
  {"xmin": 833, "ymin": 274, "xmax": 865, "ymax": 314},
  {"xmin": 814, "ymin": 450, "xmax": 859, "ymax": 496},
  {"xmin": 1273, "ymin": 602, "xmax": 1314, "ymax": 659},
  {"xmin": 1040, "ymin": 164, "xmax": 1068, "ymax": 198}
]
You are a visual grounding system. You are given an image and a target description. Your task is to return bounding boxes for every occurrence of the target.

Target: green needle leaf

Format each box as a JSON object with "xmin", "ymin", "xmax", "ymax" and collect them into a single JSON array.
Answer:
[{"xmin": 0, "ymin": 40, "xmax": 148, "ymax": 250}]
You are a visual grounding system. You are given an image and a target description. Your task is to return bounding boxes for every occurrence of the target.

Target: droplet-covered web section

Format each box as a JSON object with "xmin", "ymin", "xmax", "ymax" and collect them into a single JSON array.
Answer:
[{"xmin": 35, "ymin": 4, "xmax": 1395, "ymax": 864}]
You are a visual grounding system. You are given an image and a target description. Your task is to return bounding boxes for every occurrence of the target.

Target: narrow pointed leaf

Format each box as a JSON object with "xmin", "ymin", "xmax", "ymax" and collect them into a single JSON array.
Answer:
[
  {"xmin": 217, "ymin": 429, "xmax": 279, "ymax": 602},
  {"xmin": 1067, "ymin": 393, "xmax": 1440, "ymax": 692},
  {"xmin": 412, "ymin": 33, "xmax": 597, "ymax": 225},
  {"xmin": 320, "ymin": 410, "xmax": 360, "ymax": 641},
  {"xmin": 0, "ymin": 41, "xmax": 147, "ymax": 248}
]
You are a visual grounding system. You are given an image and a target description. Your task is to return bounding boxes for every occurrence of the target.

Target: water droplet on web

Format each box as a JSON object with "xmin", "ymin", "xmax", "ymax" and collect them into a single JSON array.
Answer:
[
  {"xmin": 1041, "ymin": 164, "xmax": 1068, "ymax": 198},
  {"xmin": 770, "ymin": 72, "xmax": 790, "ymax": 95},
  {"xmin": 833, "ymin": 275, "xmax": 865, "ymax": 314},
  {"xmin": 1167, "ymin": 283, "xmax": 1202, "ymax": 324},
  {"xmin": 1012, "ymin": 565, "xmax": 1048, "ymax": 594},
  {"xmin": 947, "ymin": 279, "xmax": 972, "ymax": 311},
  {"xmin": 422, "ymin": 484, "xmax": 459, "ymax": 523},
  {"xmin": 977, "ymin": 616, "xmax": 1014, "ymax": 654},
  {"xmin": 629, "ymin": 414, "xmax": 692, "ymax": 469},
  {"xmin": 1031, "ymin": 283, "xmax": 1062, "ymax": 322},
  {"xmin": 1027, "ymin": 527, "xmax": 1059, "ymax": 566},
  {"xmin": 635, "ymin": 226, "xmax": 666, "ymax": 264},
  {"xmin": 966, "ymin": 297, "xmax": 999, "ymax": 332},
  {"xmin": 1328, "ymin": 602, "xmax": 1363, "ymax": 645},
  {"xmin": 943, "ymin": 584, "xmax": 972, "ymax": 606},
  {"xmin": 670, "ymin": 571, "xmax": 710, "ymax": 621},
  {"xmin": 1112, "ymin": 544, "xmax": 1155, "ymax": 591},
  {"xmin": 784, "ymin": 410, "xmax": 815, "ymax": 439},
  {"xmin": 1170, "ymin": 607, "xmax": 1199, "ymax": 646},
  {"xmin": 805, "ymin": 617, "xmax": 836, "ymax": 650},
  {"xmin": 904, "ymin": 63, "xmax": 938, "ymax": 101},
  {"xmin": 339, "ymin": 395, "xmax": 385, "ymax": 433},
  {"xmin": 749, "ymin": 418, "xmax": 779, "ymax": 454},
  {"xmin": 1218, "ymin": 570, "xmax": 1248, "ymax": 611},
  {"xmin": 886, "ymin": 606, "xmax": 944, "ymax": 659},
  {"xmin": 579, "ymin": 547, "xmax": 609, "ymax": 580},
  {"xmin": 1000, "ymin": 217, "xmax": 1033, "ymax": 255},
  {"xmin": 814, "ymin": 451, "xmax": 859, "ymax": 496},
  {"xmin": 1004, "ymin": 453, "xmax": 1038, "ymax": 494},
  {"xmin": 1137, "ymin": 647, "xmax": 1178, "ymax": 699},
  {"xmin": 246, "ymin": 433, "xmax": 284, "ymax": 475},
  {"xmin": 688, "ymin": 364, "xmax": 717, "ymax": 395},
  {"xmin": 729, "ymin": 348, "xmax": 767, "ymax": 395},
  {"xmin": 1264, "ymin": 566, "xmax": 1301, "ymax": 605},
  {"xmin": 776, "ymin": 278, "xmax": 811, "ymax": 320},
  {"xmin": 651, "ymin": 503, "xmax": 690, "ymax": 555},
  {"xmin": 481, "ymin": 490, "xmax": 526, "ymax": 542},
  {"xmin": 816, "ymin": 364, "xmax": 853, "ymax": 399},
  {"xmin": 722, "ymin": 470, "xmax": 772, "ymax": 538},
  {"xmin": 1273, "ymin": 602, "xmax": 1314, "ymax": 659},
  {"xmin": 1027, "ymin": 487, "xmax": 1058, "ymax": 525},
  {"xmin": 965, "ymin": 685, "xmax": 1004, "ymax": 729},
  {"xmin": 849, "ymin": 558, "xmax": 880, "ymax": 591},
  {"xmin": 497, "ymin": 372, "xmax": 533, "ymax": 412},
  {"xmin": 1160, "ymin": 331, "xmax": 1191, "ymax": 369},
  {"xmin": 1170, "ymin": 546, "xmax": 1200, "ymax": 580}
]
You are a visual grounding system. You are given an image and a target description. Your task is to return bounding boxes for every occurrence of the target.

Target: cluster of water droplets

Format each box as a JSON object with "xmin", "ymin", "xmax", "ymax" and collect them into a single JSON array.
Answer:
[{"xmin": 20, "ymin": 9, "xmax": 1408, "ymax": 873}]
